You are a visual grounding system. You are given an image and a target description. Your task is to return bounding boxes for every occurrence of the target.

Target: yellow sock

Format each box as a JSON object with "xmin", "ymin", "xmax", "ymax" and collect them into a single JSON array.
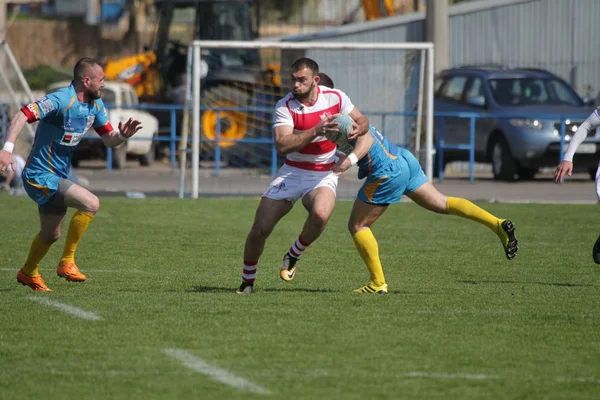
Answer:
[
  {"xmin": 22, "ymin": 233, "xmax": 53, "ymax": 277},
  {"xmin": 447, "ymin": 197, "xmax": 500, "ymax": 233},
  {"xmin": 60, "ymin": 211, "xmax": 95, "ymax": 265},
  {"xmin": 352, "ymin": 228, "xmax": 385, "ymax": 287}
]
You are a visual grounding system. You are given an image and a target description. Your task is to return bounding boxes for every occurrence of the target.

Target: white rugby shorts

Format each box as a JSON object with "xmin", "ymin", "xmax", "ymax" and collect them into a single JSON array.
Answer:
[{"xmin": 262, "ymin": 164, "xmax": 338, "ymax": 203}]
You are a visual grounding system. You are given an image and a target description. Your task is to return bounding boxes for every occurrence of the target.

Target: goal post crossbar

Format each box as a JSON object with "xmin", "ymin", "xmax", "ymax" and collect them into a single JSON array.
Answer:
[
  {"xmin": 191, "ymin": 40, "xmax": 434, "ymax": 51},
  {"xmin": 187, "ymin": 40, "xmax": 435, "ymax": 199}
]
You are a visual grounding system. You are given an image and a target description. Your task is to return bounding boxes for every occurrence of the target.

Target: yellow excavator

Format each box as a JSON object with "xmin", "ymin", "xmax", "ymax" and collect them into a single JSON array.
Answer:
[{"xmin": 104, "ymin": 0, "xmax": 282, "ymax": 162}]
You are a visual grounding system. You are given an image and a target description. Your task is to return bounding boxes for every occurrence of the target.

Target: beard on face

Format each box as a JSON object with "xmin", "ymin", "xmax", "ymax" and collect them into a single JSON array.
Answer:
[
  {"xmin": 90, "ymin": 88, "xmax": 102, "ymax": 100},
  {"xmin": 293, "ymin": 81, "xmax": 315, "ymax": 101}
]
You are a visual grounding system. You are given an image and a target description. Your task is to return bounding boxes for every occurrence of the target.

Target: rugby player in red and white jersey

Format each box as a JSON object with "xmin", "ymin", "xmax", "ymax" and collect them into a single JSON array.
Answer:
[{"xmin": 236, "ymin": 57, "xmax": 369, "ymax": 294}]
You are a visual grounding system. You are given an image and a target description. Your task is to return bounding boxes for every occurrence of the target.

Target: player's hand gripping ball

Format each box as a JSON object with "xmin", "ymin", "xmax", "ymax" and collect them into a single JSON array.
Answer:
[
  {"xmin": 326, "ymin": 113, "xmax": 355, "ymax": 155},
  {"xmin": 327, "ymin": 113, "xmax": 354, "ymax": 144}
]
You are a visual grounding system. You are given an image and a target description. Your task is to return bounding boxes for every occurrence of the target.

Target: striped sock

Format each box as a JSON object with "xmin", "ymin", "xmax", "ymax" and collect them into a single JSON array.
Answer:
[
  {"xmin": 288, "ymin": 236, "xmax": 310, "ymax": 259},
  {"xmin": 242, "ymin": 260, "xmax": 258, "ymax": 285}
]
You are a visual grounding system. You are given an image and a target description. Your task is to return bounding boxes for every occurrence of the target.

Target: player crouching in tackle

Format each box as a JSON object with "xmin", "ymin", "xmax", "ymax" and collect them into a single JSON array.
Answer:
[
  {"xmin": 319, "ymin": 73, "xmax": 518, "ymax": 294},
  {"xmin": 0, "ymin": 57, "xmax": 142, "ymax": 291}
]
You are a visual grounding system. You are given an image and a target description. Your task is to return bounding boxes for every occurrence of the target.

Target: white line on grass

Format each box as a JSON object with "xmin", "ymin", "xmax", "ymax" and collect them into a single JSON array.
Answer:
[
  {"xmin": 164, "ymin": 348, "xmax": 271, "ymax": 396},
  {"xmin": 556, "ymin": 376, "xmax": 600, "ymax": 384},
  {"xmin": 27, "ymin": 297, "xmax": 102, "ymax": 321},
  {"xmin": 404, "ymin": 371, "xmax": 501, "ymax": 380},
  {"xmin": 404, "ymin": 372, "xmax": 600, "ymax": 384}
]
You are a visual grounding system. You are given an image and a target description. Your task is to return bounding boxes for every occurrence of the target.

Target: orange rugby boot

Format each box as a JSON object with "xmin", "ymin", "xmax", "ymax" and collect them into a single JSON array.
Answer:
[
  {"xmin": 56, "ymin": 262, "xmax": 87, "ymax": 282},
  {"xmin": 17, "ymin": 270, "xmax": 52, "ymax": 291}
]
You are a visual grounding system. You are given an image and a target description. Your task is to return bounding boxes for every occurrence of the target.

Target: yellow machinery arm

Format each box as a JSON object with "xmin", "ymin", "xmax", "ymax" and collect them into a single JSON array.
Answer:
[{"xmin": 362, "ymin": 0, "xmax": 396, "ymax": 20}]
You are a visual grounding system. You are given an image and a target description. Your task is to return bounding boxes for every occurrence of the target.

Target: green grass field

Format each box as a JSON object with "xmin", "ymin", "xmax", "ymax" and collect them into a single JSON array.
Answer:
[{"xmin": 1, "ymin": 196, "xmax": 599, "ymax": 399}]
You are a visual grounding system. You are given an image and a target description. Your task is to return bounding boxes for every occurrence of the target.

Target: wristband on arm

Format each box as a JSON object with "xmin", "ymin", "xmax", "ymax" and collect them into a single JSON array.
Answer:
[
  {"xmin": 2, "ymin": 142, "xmax": 14, "ymax": 154},
  {"xmin": 348, "ymin": 152, "xmax": 358, "ymax": 166}
]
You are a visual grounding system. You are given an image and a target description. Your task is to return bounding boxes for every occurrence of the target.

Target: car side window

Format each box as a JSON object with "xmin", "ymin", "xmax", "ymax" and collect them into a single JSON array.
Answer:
[
  {"xmin": 129, "ymin": 88, "xmax": 139, "ymax": 106},
  {"xmin": 465, "ymin": 78, "xmax": 484, "ymax": 99},
  {"xmin": 439, "ymin": 76, "xmax": 468, "ymax": 102},
  {"xmin": 102, "ymin": 89, "xmax": 117, "ymax": 106},
  {"xmin": 434, "ymin": 77, "xmax": 444, "ymax": 94},
  {"xmin": 121, "ymin": 88, "xmax": 132, "ymax": 106}
]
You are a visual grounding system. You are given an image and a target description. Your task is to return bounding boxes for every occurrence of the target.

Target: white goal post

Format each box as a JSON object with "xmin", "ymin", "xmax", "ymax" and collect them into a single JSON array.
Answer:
[{"xmin": 185, "ymin": 40, "xmax": 435, "ymax": 199}]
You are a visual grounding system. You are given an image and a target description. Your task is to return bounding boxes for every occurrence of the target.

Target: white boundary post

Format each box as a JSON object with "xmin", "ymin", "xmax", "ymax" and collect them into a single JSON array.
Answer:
[
  {"xmin": 191, "ymin": 44, "xmax": 201, "ymax": 199},
  {"xmin": 425, "ymin": 46, "xmax": 435, "ymax": 182},
  {"xmin": 0, "ymin": 40, "xmax": 36, "ymax": 140},
  {"xmin": 415, "ymin": 48, "xmax": 426, "ymax": 158},
  {"xmin": 178, "ymin": 45, "xmax": 193, "ymax": 198},
  {"xmin": 189, "ymin": 40, "xmax": 435, "ymax": 195}
]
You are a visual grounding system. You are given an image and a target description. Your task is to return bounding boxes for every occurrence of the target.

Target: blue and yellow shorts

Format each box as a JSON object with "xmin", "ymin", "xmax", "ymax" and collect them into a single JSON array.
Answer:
[{"xmin": 357, "ymin": 148, "xmax": 428, "ymax": 205}]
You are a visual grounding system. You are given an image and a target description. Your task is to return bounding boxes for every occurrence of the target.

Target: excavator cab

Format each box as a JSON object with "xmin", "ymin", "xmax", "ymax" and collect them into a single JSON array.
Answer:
[{"xmin": 154, "ymin": 0, "xmax": 261, "ymax": 97}]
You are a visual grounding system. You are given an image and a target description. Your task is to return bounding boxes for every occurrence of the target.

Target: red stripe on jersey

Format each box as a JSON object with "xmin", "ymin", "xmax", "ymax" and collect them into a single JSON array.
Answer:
[
  {"xmin": 284, "ymin": 160, "xmax": 335, "ymax": 171},
  {"xmin": 94, "ymin": 123, "xmax": 114, "ymax": 136},
  {"xmin": 289, "ymin": 104, "xmax": 341, "ymax": 131},
  {"xmin": 299, "ymin": 139, "xmax": 336, "ymax": 155}
]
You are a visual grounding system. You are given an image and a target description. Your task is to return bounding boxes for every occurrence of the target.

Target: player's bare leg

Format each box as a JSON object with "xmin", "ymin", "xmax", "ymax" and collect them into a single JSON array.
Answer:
[
  {"xmin": 406, "ymin": 182, "xmax": 518, "ymax": 260},
  {"xmin": 17, "ymin": 213, "xmax": 66, "ymax": 291},
  {"xmin": 56, "ymin": 183, "xmax": 100, "ymax": 282},
  {"xmin": 348, "ymin": 199, "xmax": 389, "ymax": 294},
  {"xmin": 238, "ymin": 198, "xmax": 293, "ymax": 293},
  {"xmin": 280, "ymin": 186, "xmax": 336, "ymax": 281}
]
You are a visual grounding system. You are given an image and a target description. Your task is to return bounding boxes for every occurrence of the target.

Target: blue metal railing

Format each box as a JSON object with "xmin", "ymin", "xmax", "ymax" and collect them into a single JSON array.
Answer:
[
  {"xmin": 0, "ymin": 103, "xmax": 591, "ymax": 181},
  {"xmin": 432, "ymin": 111, "xmax": 592, "ymax": 181}
]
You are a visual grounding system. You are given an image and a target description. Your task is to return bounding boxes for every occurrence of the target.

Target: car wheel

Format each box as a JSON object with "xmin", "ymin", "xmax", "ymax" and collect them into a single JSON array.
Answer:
[
  {"xmin": 588, "ymin": 166, "xmax": 598, "ymax": 181},
  {"xmin": 518, "ymin": 166, "xmax": 537, "ymax": 180},
  {"xmin": 139, "ymin": 141, "xmax": 156, "ymax": 167},
  {"xmin": 112, "ymin": 144, "xmax": 127, "ymax": 169},
  {"xmin": 491, "ymin": 136, "xmax": 517, "ymax": 181}
]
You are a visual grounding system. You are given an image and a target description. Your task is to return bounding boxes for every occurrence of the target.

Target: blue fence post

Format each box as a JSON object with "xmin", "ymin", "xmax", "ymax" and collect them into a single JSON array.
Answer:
[
  {"xmin": 106, "ymin": 146, "xmax": 113, "ymax": 171},
  {"xmin": 469, "ymin": 116, "xmax": 476, "ymax": 182},
  {"xmin": 559, "ymin": 117, "xmax": 566, "ymax": 164},
  {"xmin": 1, "ymin": 103, "xmax": 7, "ymax": 144},
  {"xmin": 170, "ymin": 108, "xmax": 177, "ymax": 167},
  {"xmin": 215, "ymin": 110, "xmax": 221, "ymax": 176}
]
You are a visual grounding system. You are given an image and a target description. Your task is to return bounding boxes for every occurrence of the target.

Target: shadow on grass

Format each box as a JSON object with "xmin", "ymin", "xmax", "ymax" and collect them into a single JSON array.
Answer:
[
  {"xmin": 185, "ymin": 286, "xmax": 335, "ymax": 294},
  {"xmin": 263, "ymin": 287, "xmax": 335, "ymax": 293},
  {"xmin": 186, "ymin": 286, "xmax": 434, "ymax": 295},
  {"xmin": 457, "ymin": 280, "xmax": 593, "ymax": 287},
  {"xmin": 187, "ymin": 286, "xmax": 235, "ymax": 293}
]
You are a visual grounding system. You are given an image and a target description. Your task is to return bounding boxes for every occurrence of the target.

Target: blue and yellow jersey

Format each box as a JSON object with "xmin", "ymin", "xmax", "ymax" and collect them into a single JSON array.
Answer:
[
  {"xmin": 347, "ymin": 125, "xmax": 399, "ymax": 179},
  {"xmin": 21, "ymin": 82, "xmax": 113, "ymax": 179}
]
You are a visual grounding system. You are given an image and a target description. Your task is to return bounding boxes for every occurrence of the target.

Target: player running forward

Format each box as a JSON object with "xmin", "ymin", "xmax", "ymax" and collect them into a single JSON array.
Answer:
[
  {"xmin": 319, "ymin": 73, "xmax": 518, "ymax": 294},
  {"xmin": 236, "ymin": 58, "xmax": 369, "ymax": 294},
  {"xmin": 554, "ymin": 106, "xmax": 600, "ymax": 263},
  {"xmin": 0, "ymin": 57, "xmax": 142, "ymax": 291}
]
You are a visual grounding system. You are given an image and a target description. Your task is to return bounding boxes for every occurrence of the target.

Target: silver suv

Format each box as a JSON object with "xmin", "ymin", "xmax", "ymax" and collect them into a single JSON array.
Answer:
[{"xmin": 434, "ymin": 67, "xmax": 598, "ymax": 180}]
